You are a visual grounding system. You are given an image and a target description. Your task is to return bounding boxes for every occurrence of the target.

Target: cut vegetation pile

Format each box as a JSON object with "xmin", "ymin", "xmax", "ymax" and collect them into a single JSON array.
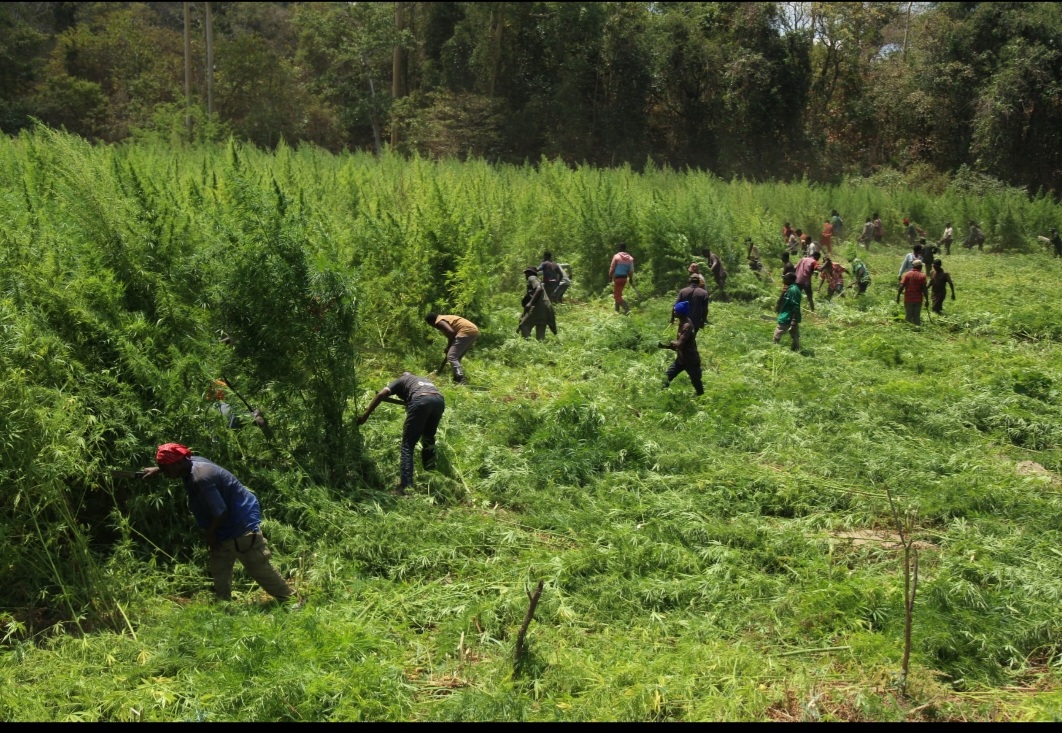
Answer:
[{"xmin": 2, "ymin": 129, "xmax": 1062, "ymax": 721}]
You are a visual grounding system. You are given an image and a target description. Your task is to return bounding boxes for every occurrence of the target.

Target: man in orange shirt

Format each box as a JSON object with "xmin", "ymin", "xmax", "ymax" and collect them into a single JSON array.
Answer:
[
  {"xmin": 896, "ymin": 260, "xmax": 929, "ymax": 325},
  {"xmin": 821, "ymin": 219, "xmax": 834, "ymax": 255},
  {"xmin": 426, "ymin": 313, "xmax": 480, "ymax": 384}
]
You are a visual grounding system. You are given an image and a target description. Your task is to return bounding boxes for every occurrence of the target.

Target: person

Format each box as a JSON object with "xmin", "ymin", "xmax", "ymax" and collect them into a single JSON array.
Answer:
[
  {"xmin": 794, "ymin": 250, "xmax": 820, "ymax": 312},
  {"xmin": 358, "ymin": 371, "xmax": 445, "ymax": 493},
  {"xmin": 896, "ymin": 259, "xmax": 929, "ymax": 325},
  {"xmin": 941, "ymin": 222, "xmax": 955, "ymax": 256},
  {"xmin": 858, "ymin": 217, "xmax": 874, "ymax": 248},
  {"xmin": 553, "ymin": 261, "xmax": 573, "ymax": 302},
  {"xmin": 1038, "ymin": 228, "xmax": 1062, "ymax": 258},
  {"xmin": 426, "ymin": 313, "xmax": 480, "ymax": 384},
  {"xmin": 786, "ymin": 229, "xmax": 801, "ymax": 255},
  {"xmin": 774, "ymin": 272, "xmax": 802, "ymax": 352},
  {"xmin": 659, "ymin": 300, "xmax": 703, "ymax": 395},
  {"xmin": 817, "ymin": 257, "xmax": 847, "ymax": 300},
  {"xmin": 820, "ymin": 218, "xmax": 833, "ymax": 255},
  {"xmin": 800, "ymin": 231, "xmax": 813, "ymax": 255},
  {"xmin": 204, "ymin": 379, "xmax": 265, "ymax": 431},
  {"xmin": 142, "ymin": 443, "xmax": 296, "ymax": 604},
  {"xmin": 518, "ymin": 266, "xmax": 557, "ymax": 339},
  {"xmin": 538, "ymin": 251, "xmax": 565, "ymax": 302},
  {"xmin": 963, "ymin": 220, "xmax": 985, "ymax": 251},
  {"xmin": 608, "ymin": 245, "xmax": 636, "ymax": 315},
  {"xmin": 707, "ymin": 248, "xmax": 727, "ymax": 299},
  {"xmin": 672, "ymin": 273, "xmax": 709, "ymax": 333},
  {"xmin": 849, "ymin": 253, "xmax": 871, "ymax": 295},
  {"xmin": 746, "ymin": 238, "xmax": 764, "ymax": 275},
  {"xmin": 872, "ymin": 213, "xmax": 884, "ymax": 244},
  {"xmin": 904, "ymin": 217, "xmax": 926, "ymax": 245},
  {"xmin": 919, "ymin": 237, "xmax": 940, "ymax": 274},
  {"xmin": 898, "ymin": 243, "xmax": 924, "ymax": 281},
  {"xmin": 780, "ymin": 251, "xmax": 796, "ymax": 280},
  {"xmin": 831, "ymin": 209, "xmax": 845, "ymax": 242},
  {"xmin": 688, "ymin": 262, "xmax": 707, "ymax": 288},
  {"xmin": 782, "ymin": 222, "xmax": 794, "ymax": 245},
  {"xmin": 806, "ymin": 239, "xmax": 820, "ymax": 259},
  {"xmin": 929, "ymin": 260, "xmax": 955, "ymax": 314}
]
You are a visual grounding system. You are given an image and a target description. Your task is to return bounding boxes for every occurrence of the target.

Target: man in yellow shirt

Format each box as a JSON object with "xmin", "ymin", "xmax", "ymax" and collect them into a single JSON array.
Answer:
[{"xmin": 426, "ymin": 313, "xmax": 480, "ymax": 384}]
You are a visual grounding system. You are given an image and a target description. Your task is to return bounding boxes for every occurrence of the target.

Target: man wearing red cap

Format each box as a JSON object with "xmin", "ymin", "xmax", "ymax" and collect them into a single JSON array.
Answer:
[{"xmin": 144, "ymin": 444, "xmax": 296, "ymax": 604}]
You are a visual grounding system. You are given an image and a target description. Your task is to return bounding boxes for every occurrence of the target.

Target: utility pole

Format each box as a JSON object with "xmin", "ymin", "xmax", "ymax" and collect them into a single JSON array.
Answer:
[
  {"xmin": 183, "ymin": 2, "xmax": 192, "ymax": 133},
  {"xmin": 205, "ymin": 1, "xmax": 214, "ymax": 118}
]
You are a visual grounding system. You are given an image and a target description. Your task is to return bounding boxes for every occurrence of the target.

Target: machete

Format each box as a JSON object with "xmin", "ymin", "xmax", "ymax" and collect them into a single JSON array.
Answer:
[{"xmin": 221, "ymin": 375, "xmax": 275, "ymax": 440}]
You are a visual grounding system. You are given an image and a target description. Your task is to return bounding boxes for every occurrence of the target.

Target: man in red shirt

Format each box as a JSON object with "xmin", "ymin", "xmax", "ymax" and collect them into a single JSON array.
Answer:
[
  {"xmin": 821, "ymin": 219, "xmax": 834, "ymax": 256},
  {"xmin": 896, "ymin": 259, "xmax": 929, "ymax": 325},
  {"xmin": 794, "ymin": 250, "xmax": 820, "ymax": 312}
]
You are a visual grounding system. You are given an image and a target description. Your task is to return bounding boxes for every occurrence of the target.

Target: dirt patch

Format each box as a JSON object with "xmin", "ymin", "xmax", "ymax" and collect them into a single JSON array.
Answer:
[
  {"xmin": 828, "ymin": 529, "xmax": 938, "ymax": 551},
  {"xmin": 1015, "ymin": 460, "xmax": 1062, "ymax": 486}
]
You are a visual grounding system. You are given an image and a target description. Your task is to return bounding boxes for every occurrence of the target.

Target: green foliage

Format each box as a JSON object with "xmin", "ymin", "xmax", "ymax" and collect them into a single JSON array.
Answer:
[
  {"xmin": 8, "ymin": 2, "xmax": 1062, "ymax": 194},
  {"xmin": 3, "ymin": 132, "xmax": 1062, "ymax": 721}
]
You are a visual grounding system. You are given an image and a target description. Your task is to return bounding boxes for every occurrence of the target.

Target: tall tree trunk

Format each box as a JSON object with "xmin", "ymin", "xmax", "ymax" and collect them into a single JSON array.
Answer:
[
  {"xmin": 205, "ymin": 1, "xmax": 214, "ymax": 118},
  {"xmin": 363, "ymin": 53, "xmax": 383, "ymax": 156},
  {"xmin": 489, "ymin": 4, "xmax": 505, "ymax": 97},
  {"xmin": 391, "ymin": 2, "xmax": 408, "ymax": 148},
  {"xmin": 183, "ymin": 2, "xmax": 191, "ymax": 133},
  {"xmin": 902, "ymin": 1, "xmax": 913, "ymax": 62}
]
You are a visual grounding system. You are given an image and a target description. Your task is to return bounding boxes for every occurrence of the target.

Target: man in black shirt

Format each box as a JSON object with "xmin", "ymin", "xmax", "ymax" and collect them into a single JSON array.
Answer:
[
  {"xmin": 358, "ymin": 372, "xmax": 445, "ymax": 493},
  {"xmin": 671, "ymin": 273, "xmax": 709, "ymax": 332},
  {"xmin": 659, "ymin": 300, "xmax": 703, "ymax": 396}
]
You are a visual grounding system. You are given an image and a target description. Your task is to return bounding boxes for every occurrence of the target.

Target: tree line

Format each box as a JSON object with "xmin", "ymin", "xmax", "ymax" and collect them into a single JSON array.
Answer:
[{"xmin": 2, "ymin": 2, "xmax": 1061, "ymax": 194}]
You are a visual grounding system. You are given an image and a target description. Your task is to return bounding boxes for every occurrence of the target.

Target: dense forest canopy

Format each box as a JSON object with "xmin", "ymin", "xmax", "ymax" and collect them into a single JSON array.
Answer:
[{"xmin": 2, "ymin": 2, "xmax": 1061, "ymax": 193}]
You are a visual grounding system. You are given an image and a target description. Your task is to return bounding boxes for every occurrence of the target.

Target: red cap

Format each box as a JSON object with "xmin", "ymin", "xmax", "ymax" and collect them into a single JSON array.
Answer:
[{"xmin": 156, "ymin": 443, "xmax": 191, "ymax": 466}]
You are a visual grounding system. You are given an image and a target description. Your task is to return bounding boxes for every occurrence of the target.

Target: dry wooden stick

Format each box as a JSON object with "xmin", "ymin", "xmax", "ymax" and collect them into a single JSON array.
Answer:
[{"xmin": 514, "ymin": 579, "xmax": 545, "ymax": 666}]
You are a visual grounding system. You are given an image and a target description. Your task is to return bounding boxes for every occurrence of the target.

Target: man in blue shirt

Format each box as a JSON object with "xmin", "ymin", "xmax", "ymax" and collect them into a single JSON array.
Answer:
[{"xmin": 144, "ymin": 443, "xmax": 296, "ymax": 604}]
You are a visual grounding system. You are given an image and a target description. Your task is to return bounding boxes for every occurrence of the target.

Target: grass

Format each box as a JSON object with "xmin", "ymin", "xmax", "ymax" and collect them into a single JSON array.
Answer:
[{"xmin": 3, "ymin": 130, "xmax": 1062, "ymax": 720}]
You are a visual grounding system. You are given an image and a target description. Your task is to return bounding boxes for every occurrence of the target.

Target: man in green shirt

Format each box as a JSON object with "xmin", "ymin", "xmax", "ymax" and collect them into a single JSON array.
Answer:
[
  {"xmin": 773, "ymin": 272, "xmax": 802, "ymax": 352},
  {"xmin": 849, "ymin": 254, "xmax": 871, "ymax": 295}
]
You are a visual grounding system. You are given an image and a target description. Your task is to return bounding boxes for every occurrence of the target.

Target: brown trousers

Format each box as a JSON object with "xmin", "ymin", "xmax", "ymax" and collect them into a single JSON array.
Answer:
[{"xmin": 208, "ymin": 531, "xmax": 293, "ymax": 601}]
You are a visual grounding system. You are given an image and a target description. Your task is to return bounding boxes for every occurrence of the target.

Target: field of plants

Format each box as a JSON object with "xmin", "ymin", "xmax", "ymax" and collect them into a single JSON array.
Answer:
[{"xmin": 3, "ymin": 128, "xmax": 1062, "ymax": 721}]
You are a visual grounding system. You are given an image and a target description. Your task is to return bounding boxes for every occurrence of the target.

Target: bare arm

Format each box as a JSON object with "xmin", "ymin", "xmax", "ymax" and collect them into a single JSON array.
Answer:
[
  {"xmin": 435, "ymin": 320, "xmax": 457, "ymax": 341},
  {"xmin": 358, "ymin": 387, "xmax": 393, "ymax": 425}
]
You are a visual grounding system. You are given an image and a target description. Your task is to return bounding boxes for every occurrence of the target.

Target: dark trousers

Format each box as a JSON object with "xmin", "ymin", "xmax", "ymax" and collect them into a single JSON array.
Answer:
[
  {"xmin": 519, "ymin": 322, "xmax": 548, "ymax": 340},
  {"xmin": 800, "ymin": 282, "xmax": 815, "ymax": 311},
  {"xmin": 400, "ymin": 394, "xmax": 445, "ymax": 488},
  {"xmin": 666, "ymin": 359, "xmax": 704, "ymax": 395}
]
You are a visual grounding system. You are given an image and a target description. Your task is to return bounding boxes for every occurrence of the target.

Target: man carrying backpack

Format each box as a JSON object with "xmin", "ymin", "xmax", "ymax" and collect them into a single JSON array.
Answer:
[{"xmin": 538, "ymin": 251, "xmax": 566, "ymax": 303}]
